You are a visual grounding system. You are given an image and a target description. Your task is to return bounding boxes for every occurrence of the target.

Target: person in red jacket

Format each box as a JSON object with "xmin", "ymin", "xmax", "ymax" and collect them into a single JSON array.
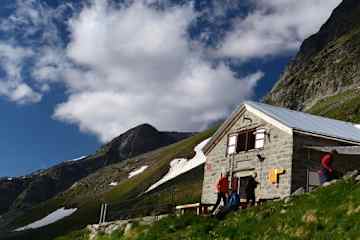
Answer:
[
  {"xmin": 211, "ymin": 172, "xmax": 229, "ymax": 214},
  {"xmin": 319, "ymin": 149, "xmax": 337, "ymax": 184}
]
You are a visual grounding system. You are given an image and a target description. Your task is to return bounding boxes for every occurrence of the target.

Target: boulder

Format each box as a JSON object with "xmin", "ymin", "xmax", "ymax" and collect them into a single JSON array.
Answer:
[
  {"xmin": 292, "ymin": 187, "xmax": 305, "ymax": 196},
  {"xmin": 283, "ymin": 197, "xmax": 291, "ymax": 204},
  {"xmin": 124, "ymin": 223, "xmax": 133, "ymax": 236},
  {"xmin": 323, "ymin": 179, "xmax": 338, "ymax": 187},
  {"xmin": 343, "ymin": 170, "xmax": 359, "ymax": 180},
  {"xmin": 355, "ymin": 174, "xmax": 360, "ymax": 182}
]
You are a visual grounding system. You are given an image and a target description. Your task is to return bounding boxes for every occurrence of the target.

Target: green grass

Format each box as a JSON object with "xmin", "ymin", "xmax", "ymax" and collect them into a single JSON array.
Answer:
[
  {"xmin": 2, "ymin": 128, "xmax": 217, "ymax": 240},
  {"xmin": 86, "ymin": 179, "xmax": 360, "ymax": 240},
  {"xmin": 307, "ymin": 88, "xmax": 360, "ymax": 123},
  {"xmin": 54, "ymin": 229, "xmax": 90, "ymax": 240}
]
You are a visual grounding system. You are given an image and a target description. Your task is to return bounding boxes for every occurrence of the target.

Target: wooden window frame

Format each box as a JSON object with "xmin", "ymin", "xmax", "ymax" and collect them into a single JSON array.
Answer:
[
  {"xmin": 226, "ymin": 127, "xmax": 266, "ymax": 156},
  {"xmin": 236, "ymin": 128, "xmax": 257, "ymax": 153}
]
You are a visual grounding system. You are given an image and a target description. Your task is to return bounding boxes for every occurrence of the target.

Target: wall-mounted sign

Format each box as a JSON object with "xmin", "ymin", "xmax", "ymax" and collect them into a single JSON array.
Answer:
[{"xmin": 268, "ymin": 168, "xmax": 285, "ymax": 184}]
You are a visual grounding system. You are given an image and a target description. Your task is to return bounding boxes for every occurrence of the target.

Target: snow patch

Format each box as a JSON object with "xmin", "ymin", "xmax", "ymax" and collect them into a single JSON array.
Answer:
[
  {"xmin": 109, "ymin": 182, "xmax": 118, "ymax": 186},
  {"xmin": 14, "ymin": 207, "xmax": 77, "ymax": 231},
  {"xmin": 146, "ymin": 138, "xmax": 211, "ymax": 192},
  {"xmin": 128, "ymin": 165, "xmax": 149, "ymax": 179},
  {"xmin": 355, "ymin": 124, "xmax": 360, "ymax": 130},
  {"xmin": 7, "ymin": 178, "xmax": 13, "ymax": 181},
  {"xmin": 65, "ymin": 156, "xmax": 87, "ymax": 162}
]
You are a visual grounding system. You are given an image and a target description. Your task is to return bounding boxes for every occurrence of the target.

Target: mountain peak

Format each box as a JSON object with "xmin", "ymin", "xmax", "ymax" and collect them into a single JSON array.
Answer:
[
  {"xmin": 131, "ymin": 123, "xmax": 159, "ymax": 132},
  {"xmin": 264, "ymin": 0, "xmax": 360, "ymax": 110}
]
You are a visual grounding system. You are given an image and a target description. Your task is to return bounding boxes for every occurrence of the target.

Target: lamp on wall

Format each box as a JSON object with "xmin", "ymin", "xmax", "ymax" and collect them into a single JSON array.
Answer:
[{"xmin": 257, "ymin": 153, "xmax": 265, "ymax": 162}]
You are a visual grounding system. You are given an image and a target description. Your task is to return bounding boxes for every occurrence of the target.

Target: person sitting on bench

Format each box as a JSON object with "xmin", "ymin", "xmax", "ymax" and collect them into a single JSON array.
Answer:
[{"xmin": 215, "ymin": 190, "xmax": 240, "ymax": 219}]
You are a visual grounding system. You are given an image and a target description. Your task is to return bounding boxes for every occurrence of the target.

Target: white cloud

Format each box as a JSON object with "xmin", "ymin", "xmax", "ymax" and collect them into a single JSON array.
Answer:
[
  {"xmin": 0, "ymin": 0, "xmax": 72, "ymax": 104},
  {"xmin": 52, "ymin": 0, "xmax": 263, "ymax": 142},
  {"xmin": 0, "ymin": 43, "xmax": 41, "ymax": 104},
  {"xmin": 217, "ymin": 0, "xmax": 341, "ymax": 60},
  {"xmin": 0, "ymin": 0, "xmax": 342, "ymax": 141}
]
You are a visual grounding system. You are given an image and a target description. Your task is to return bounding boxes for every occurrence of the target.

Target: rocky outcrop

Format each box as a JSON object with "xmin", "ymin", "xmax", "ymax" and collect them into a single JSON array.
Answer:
[
  {"xmin": 87, "ymin": 215, "xmax": 168, "ymax": 240},
  {"xmin": 0, "ymin": 178, "xmax": 29, "ymax": 214},
  {"xmin": 264, "ymin": 0, "xmax": 360, "ymax": 110}
]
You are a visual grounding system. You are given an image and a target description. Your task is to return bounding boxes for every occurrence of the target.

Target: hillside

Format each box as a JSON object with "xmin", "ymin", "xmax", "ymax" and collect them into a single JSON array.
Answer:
[
  {"xmin": 0, "ymin": 128, "xmax": 215, "ymax": 240},
  {"xmin": 264, "ymin": 0, "xmax": 360, "ymax": 112},
  {"xmin": 59, "ymin": 177, "xmax": 360, "ymax": 240},
  {"xmin": 0, "ymin": 124, "xmax": 192, "ymax": 215}
]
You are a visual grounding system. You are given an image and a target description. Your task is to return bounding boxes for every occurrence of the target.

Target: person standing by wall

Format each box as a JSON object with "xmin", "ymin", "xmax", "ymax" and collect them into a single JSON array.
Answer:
[
  {"xmin": 319, "ymin": 149, "xmax": 337, "ymax": 184},
  {"xmin": 211, "ymin": 172, "xmax": 229, "ymax": 214},
  {"xmin": 245, "ymin": 173, "xmax": 258, "ymax": 207}
]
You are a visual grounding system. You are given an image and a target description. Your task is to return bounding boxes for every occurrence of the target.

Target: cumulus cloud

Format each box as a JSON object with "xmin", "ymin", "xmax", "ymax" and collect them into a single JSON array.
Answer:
[
  {"xmin": 217, "ymin": 0, "xmax": 342, "ymax": 60},
  {"xmin": 1, "ymin": 0, "xmax": 342, "ymax": 142},
  {"xmin": 52, "ymin": 0, "xmax": 263, "ymax": 142},
  {"xmin": 0, "ymin": 0, "xmax": 72, "ymax": 104},
  {"xmin": 0, "ymin": 43, "xmax": 41, "ymax": 104}
]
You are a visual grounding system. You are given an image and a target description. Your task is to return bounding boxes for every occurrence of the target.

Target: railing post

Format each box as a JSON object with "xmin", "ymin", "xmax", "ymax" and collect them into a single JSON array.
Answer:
[
  {"xmin": 99, "ymin": 203, "xmax": 104, "ymax": 224},
  {"xmin": 103, "ymin": 203, "xmax": 107, "ymax": 223}
]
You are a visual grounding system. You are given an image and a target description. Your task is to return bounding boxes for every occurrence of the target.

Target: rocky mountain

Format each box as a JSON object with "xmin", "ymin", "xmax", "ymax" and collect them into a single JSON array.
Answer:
[
  {"xmin": 0, "ymin": 128, "xmax": 213, "ymax": 240},
  {"xmin": 264, "ymin": 0, "xmax": 360, "ymax": 111},
  {"xmin": 0, "ymin": 124, "xmax": 193, "ymax": 215}
]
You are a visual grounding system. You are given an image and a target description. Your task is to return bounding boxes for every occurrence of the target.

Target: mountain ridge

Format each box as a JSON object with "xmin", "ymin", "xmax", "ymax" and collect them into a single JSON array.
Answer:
[
  {"xmin": 264, "ymin": 0, "xmax": 360, "ymax": 111},
  {"xmin": 0, "ymin": 123, "xmax": 193, "ymax": 215}
]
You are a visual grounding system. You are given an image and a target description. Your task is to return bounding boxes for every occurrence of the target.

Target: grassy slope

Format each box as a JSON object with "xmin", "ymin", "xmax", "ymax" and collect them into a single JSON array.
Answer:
[
  {"xmin": 1, "ymin": 128, "xmax": 216, "ymax": 240},
  {"xmin": 307, "ymin": 88, "xmax": 360, "ymax": 123},
  {"xmin": 78, "ymin": 179, "xmax": 360, "ymax": 240}
]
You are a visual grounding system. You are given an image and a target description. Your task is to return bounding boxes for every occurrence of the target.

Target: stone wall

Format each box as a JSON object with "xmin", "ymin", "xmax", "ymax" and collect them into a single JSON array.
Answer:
[
  {"xmin": 201, "ymin": 110, "xmax": 293, "ymax": 204},
  {"xmin": 292, "ymin": 134, "xmax": 360, "ymax": 192}
]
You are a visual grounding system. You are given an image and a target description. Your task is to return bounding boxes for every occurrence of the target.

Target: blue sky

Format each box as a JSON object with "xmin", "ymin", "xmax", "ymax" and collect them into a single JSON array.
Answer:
[{"xmin": 0, "ymin": 0, "xmax": 341, "ymax": 177}]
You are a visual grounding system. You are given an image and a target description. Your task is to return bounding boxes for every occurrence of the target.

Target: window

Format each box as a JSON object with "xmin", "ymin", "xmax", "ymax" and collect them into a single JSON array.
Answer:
[
  {"xmin": 255, "ymin": 128, "xmax": 266, "ymax": 149},
  {"xmin": 227, "ymin": 128, "xmax": 266, "ymax": 155},
  {"xmin": 227, "ymin": 134, "xmax": 237, "ymax": 155},
  {"xmin": 236, "ymin": 129, "xmax": 256, "ymax": 152}
]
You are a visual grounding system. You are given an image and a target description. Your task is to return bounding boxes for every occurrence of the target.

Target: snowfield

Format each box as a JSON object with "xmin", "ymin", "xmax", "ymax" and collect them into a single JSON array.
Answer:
[
  {"xmin": 146, "ymin": 138, "xmax": 211, "ymax": 192},
  {"xmin": 128, "ymin": 165, "xmax": 149, "ymax": 178},
  {"xmin": 15, "ymin": 207, "xmax": 77, "ymax": 231},
  {"xmin": 109, "ymin": 181, "xmax": 118, "ymax": 186}
]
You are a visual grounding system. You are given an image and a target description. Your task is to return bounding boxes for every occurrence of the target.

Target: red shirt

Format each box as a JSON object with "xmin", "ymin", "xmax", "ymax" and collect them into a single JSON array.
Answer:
[
  {"xmin": 321, "ymin": 153, "xmax": 333, "ymax": 173},
  {"xmin": 217, "ymin": 176, "xmax": 229, "ymax": 193}
]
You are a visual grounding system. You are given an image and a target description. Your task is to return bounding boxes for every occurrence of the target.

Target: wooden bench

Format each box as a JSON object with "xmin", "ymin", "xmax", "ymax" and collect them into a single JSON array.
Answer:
[{"xmin": 176, "ymin": 203, "xmax": 214, "ymax": 215}]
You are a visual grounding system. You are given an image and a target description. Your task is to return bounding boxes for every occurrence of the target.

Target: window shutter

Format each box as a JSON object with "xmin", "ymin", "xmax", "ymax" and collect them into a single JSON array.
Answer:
[
  {"xmin": 255, "ymin": 128, "xmax": 265, "ymax": 149},
  {"xmin": 227, "ymin": 134, "xmax": 237, "ymax": 155}
]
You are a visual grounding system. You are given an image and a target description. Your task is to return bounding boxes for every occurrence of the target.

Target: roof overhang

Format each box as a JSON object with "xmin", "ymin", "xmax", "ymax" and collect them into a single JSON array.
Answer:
[
  {"xmin": 304, "ymin": 145, "xmax": 360, "ymax": 155},
  {"xmin": 293, "ymin": 129, "xmax": 360, "ymax": 146}
]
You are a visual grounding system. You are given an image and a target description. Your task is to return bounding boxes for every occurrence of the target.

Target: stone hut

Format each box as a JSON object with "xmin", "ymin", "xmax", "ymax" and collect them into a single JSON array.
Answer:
[{"xmin": 201, "ymin": 101, "xmax": 360, "ymax": 204}]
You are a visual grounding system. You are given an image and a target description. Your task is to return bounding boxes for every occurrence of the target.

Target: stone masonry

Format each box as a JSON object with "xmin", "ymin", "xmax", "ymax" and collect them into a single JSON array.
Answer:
[{"xmin": 201, "ymin": 110, "xmax": 293, "ymax": 204}]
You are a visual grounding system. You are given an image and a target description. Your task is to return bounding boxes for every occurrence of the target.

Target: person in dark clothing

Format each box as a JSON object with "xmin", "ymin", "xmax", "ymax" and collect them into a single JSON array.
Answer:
[
  {"xmin": 215, "ymin": 190, "xmax": 240, "ymax": 219},
  {"xmin": 211, "ymin": 172, "xmax": 229, "ymax": 214},
  {"xmin": 319, "ymin": 149, "xmax": 337, "ymax": 185},
  {"xmin": 246, "ymin": 174, "xmax": 258, "ymax": 207}
]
